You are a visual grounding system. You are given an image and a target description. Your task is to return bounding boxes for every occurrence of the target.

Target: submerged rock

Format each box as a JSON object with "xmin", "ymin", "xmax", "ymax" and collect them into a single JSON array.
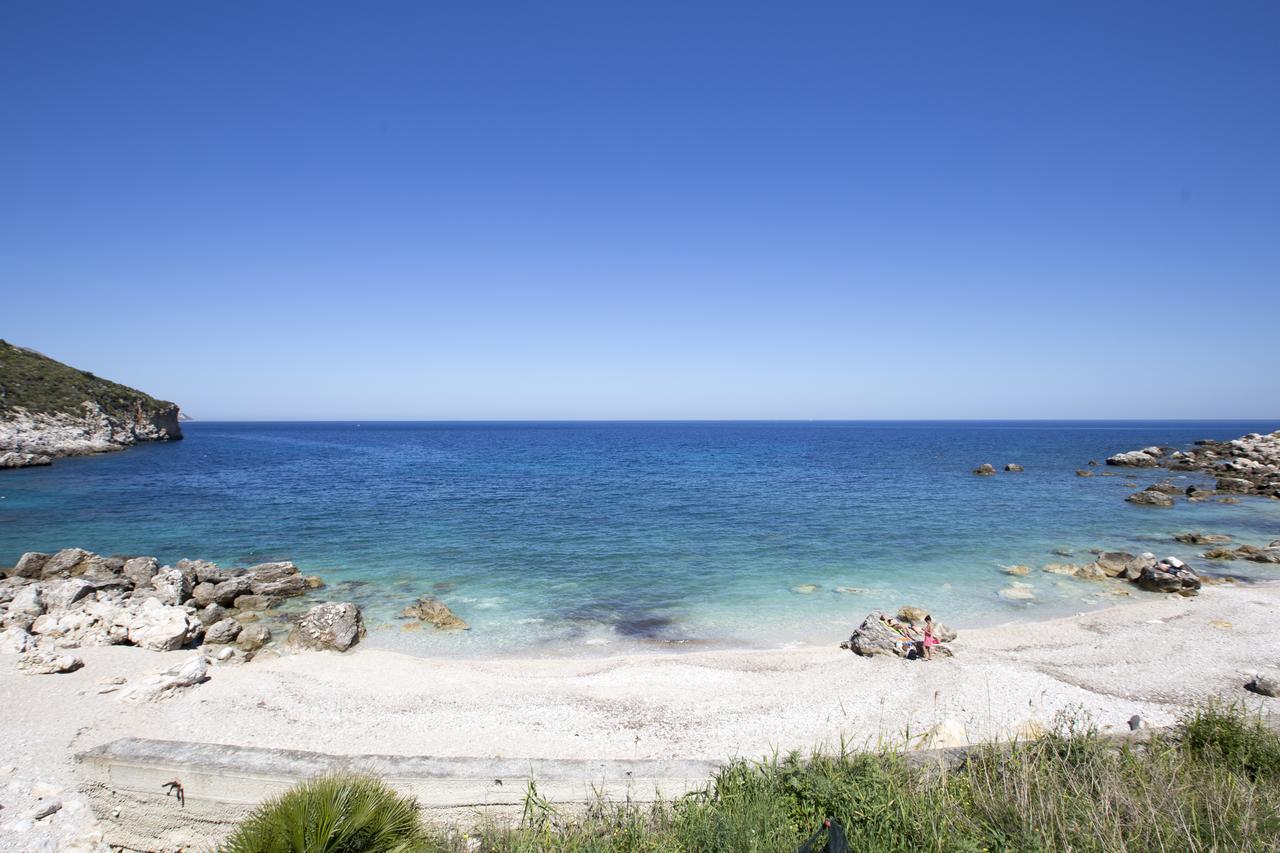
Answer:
[
  {"xmin": 1126, "ymin": 490, "xmax": 1174, "ymax": 507},
  {"xmin": 998, "ymin": 582, "xmax": 1035, "ymax": 601},
  {"xmin": 1174, "ymin": 532, "xmax": 1232, "ymax": 545},
  {"xmin": 1002, "ymin": 565, "xmax": 1031, "ymax": 576},
  {"xmin": 400, "ymin": 596, "xmax": 469, "ymax": 631},
  {"xmin": 288, "ymin": 602, "xmax": 365, "ymax": 651}
]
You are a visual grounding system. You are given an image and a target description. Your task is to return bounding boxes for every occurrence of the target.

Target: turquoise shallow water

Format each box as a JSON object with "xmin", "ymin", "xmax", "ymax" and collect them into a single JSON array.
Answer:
[{"xmin": 2, "ymin": 420, "xmax": 1278, "ymax": 656}]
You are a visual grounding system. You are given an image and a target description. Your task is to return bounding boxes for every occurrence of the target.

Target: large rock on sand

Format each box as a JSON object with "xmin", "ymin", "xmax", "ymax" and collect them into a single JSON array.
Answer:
[
  {"xmin": 287, "ymin": 602, "xmax": 365, "ymax": 652},
  {"xmin": 1136, "ymin": 562, "xmax": 1201, "ymax": 596},
  {"xmin": 122, "ymin": 654, "xmax": 209, "ymax": 701},
  {"xmin": 126, "ymin": 598, "xmax": 203, "ymax": 651},
  {"xmin": 400, "ymin": 596, "xmax": 469, "ymax": 630},
  {"xmin": 842, "ymin": 611, "xmax": 917, "ymax": 657}
]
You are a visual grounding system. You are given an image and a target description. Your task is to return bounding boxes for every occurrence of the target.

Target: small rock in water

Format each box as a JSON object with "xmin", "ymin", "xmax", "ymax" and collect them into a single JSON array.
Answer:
[
  {"xmin": 399, "ymin": 596, "xmax": 469, "ymax": 630},
  {"xmin": 833, "ymin": 586, "xmax": 869, "ymax": 594},
  {"xmin": 1126, "ymin": 490, "xmax": 1174, "ymax": 507},
  {"xmin": 998, "ymin": 582, "xmax": 1035, "ymax": 601},
  {"xmin": 972, "ymin": 463, "xmax": 997, "ymax": 476},
  {"xmin": 1075, "ymin": 469, "xmax": 1094, "ymax": 477},
  {"xmin": 790, "ymin": 584, "xmax": 819, "ymax": 594},
  {"xmin": 1005, "ymin": 463, "xmax": 1024, "ymax": 472},
  {"xmin": 1001, "ymin": 564, "xmax": 1031, "ymax": 576}
]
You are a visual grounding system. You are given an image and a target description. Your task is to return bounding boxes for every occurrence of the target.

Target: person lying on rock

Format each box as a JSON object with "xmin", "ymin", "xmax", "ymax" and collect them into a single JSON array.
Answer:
[{"xmin": 880, "ymin": 615, "xmax": 918, "ymax": 655}]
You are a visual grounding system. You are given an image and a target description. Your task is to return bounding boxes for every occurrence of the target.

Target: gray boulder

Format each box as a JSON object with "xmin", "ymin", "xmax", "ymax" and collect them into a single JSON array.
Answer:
[
  {"xmin": 11, "ymin": 552, "xmax": 50, "ymax": 579},
  {"xmin": 1136, "ymin": 563, "xmax": 1201, "ymax": 596},
  {"xmin": 40, "ymin": 548, "xmax": 94, "ymax": 578},
  {"xmin": 122, "ymin": 556, "xmax": 160, "ymax": 588},
  {"xmin": 16, "ymin": 651, "xmax": 83, "ymax": 674},
  {"xmin": 1246, "ymin": 674, "xmax": 1279, "ymax": 698},
  {"xmin": 203, "ymin": 617, "xmax": 242, "ymax": 645},
  {"xmin": 197, "ymin": 604, "xmax": 230, "ymax": 626},
  {"xmin": 0, "ymin": 627, "xmax": 33, "ymax": 654},
  {"xmin": 1127, "ymin": 490, "xmax": 1174, "ymax": 507},
  {"xmin": 1216, "ymin": 477, "xmax": 1256, "ymax": 494},
  {"xmin": 122, "ymin": 654, "xmax": 209, "ymax": 702},
  {"xmin": 1121, "ymin": 553, "xmax": 1158, "ymax": 580},
  {"xmin": 1096, "ymin": 552, "xmax": 1135, "ymax": 578},
  {"xmin": 191, "ymin": 582, "xmax": 219, "ymax": 609},
  {"xmin": 177, "ymin": 559, "xmax": 232, "ymax": 585},
  {"xmin": 43, "ymin": 578, "xmax": 95, "ymax": 611},
  {"xmin": 251, "ymin": 575, "xmax": 308, "ymax": 599},
  {"xmin": 237, "ymin": 623, "xmax": 272, "ymax": 652},
  {"xmin": 125, "ymin": 598, "xmax": 202, "ymax": 651},
  {"xmin": 1107, "ymin": 451, "xmax": 1159, "ymax": 467},
  {"xmin": 150, "ymin": 568, "xmax": 192, "ymax": 606},
  {"xmin": 232, "ymin": 594, "xmax": 276, "ymax": 611},
  {"xmin": 1144, "ymin": 482, "xmax": 1181, "ymax": 495},
  {"xmin": 287, "ymin": 602, "xmax": 365, "ymax": 652},
  {"xmin": 211, "ymin": 575, "xmax": 254, "ymax": 606},
  {"xmin": 841, "ymin": 611, "xmax": 921, "ymax": 658}
]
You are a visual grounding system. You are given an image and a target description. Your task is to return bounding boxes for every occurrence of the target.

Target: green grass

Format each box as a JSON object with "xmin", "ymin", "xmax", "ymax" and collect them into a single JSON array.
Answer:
[
  {"xmin": 224, "ymin": 704, "xmax": 1280, "ymax": 852},
  {"xmin": 0, "ymin": 338, "xmax": 175, "ymax": 418}
]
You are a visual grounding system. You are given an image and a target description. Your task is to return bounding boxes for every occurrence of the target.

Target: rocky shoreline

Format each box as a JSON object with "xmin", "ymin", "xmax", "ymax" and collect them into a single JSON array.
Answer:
[{"xmin": 1105, "ymin": 430, "xmax": 1280, "ymax": 501}]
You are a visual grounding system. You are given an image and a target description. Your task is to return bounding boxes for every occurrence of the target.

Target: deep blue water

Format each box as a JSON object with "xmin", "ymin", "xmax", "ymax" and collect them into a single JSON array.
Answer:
[{"xmin": 2, "ymin": 421, "xmax": 1278, "ymax": 655}]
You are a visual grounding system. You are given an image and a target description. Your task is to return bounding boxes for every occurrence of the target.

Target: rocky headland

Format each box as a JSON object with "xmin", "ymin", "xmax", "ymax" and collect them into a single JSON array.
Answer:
[
  {"xmin": 1105, "ymin": 430, "xmax": 1280, "ymax": 500},
  {"xmin": 0, "ymin": 340, "xmax": 182, "ymax": 469}
]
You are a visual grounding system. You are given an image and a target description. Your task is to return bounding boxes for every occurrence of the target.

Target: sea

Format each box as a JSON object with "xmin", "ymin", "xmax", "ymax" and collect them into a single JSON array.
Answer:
[{"xmin": 2, "ymin": 420, "xmax": 1278, "ymax": 656}]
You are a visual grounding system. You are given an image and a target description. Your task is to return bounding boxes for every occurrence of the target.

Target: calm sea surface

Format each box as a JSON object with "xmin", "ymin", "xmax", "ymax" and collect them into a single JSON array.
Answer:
[{"xmin": 2, "ymin": 421, "xmax": 1278, "ymax": 655}]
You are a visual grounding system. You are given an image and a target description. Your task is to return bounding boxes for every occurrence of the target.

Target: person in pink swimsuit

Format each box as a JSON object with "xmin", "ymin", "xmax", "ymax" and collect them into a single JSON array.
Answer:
[{"xmin": 922, "ymin": 614, "xmax": 939, "ymax": 660}]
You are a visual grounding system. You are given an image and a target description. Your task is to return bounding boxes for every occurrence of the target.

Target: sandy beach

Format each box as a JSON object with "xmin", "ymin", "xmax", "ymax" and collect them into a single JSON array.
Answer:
[{"xmin": 3, "ymin": 582, "xmax": 1278, "ymax": 839}]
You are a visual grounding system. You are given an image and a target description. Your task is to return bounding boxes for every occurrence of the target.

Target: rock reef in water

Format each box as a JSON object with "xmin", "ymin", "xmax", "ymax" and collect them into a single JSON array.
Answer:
[{"xmin": 0, "ymin": 340, "xmax": 182, "ymax": 467}]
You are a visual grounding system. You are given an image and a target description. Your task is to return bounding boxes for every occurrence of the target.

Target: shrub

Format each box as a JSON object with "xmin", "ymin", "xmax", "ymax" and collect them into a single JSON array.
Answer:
[{"xmin": 220, "ymin": 772, "xmax": 432, "ymax": 853}]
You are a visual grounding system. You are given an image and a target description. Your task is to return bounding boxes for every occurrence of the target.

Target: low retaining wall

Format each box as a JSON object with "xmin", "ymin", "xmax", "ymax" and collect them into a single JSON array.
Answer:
[{"xmin": 76, "ymin": 738, "xmax": 724, "ymax": 851}]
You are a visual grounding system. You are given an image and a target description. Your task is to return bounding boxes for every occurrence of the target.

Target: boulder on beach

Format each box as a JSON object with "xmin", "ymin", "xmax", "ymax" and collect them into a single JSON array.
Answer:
[
  {"xmin": 127, "ymin": 598, "xmax": 203, "ymax": 651},
  {"xmin": 288, "ymin": 602, "xmax": 365, "ymax": 652},
  {"xmin": 1246, "ymin": 673, "xmax": 1279, "ymax": 698},
  {"xmin": 1095, "ymin": 552, "xmax": 1135, "ymax": 578},
  {"xmin": 10, "ymin": 552, "xmax": 50, "ymax": 579},
  {"xmin": 237, "ymin": 623, "xmax": 272, "ymax": 652},
  {"xmin": 1126, "ymin": 490, "xmax": 1174, "ymax": 507},
  {"xmin": 121, "ymin": 654, "xmax": 209, "ymax": 702},
  {"xmin": 16, "ymin": 650, "xmax": 83, "ymax": 674},
  {"xmin": 841, "ymin": 611, "xmax": 918, "ymax": 657},
  {"xmin": 973, "ymin": 463, "xmax": 997, "ymax": 476},
  {"xmin": 1135, "ymin": 560, "xmax": 1201, "ymax": 596},
  {"xmin": 400, "ymin": 596, "xmax": 469, "ymax": 631}
]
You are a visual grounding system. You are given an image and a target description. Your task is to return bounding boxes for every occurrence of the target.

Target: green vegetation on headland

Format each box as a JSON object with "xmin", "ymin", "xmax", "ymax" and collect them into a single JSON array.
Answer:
[
  {"xmin": 0, "ymin": 339, "xmax": 176, "ymax": 418},
  {"xmin": 222, "ymin": 703, "xmax": 1280, "ymax": 852}
]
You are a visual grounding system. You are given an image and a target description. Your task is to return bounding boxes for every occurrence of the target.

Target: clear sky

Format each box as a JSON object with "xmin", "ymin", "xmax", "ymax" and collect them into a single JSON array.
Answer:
[{"xmin": 2, "ymin": 2, "xmax": 1278, "ymax": 420}]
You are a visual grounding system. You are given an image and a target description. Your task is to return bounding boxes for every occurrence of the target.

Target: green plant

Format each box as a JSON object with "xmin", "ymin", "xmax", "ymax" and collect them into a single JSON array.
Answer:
[{"xmin": 219, "ymin": 772, "xmax": 432, "ymax": 853}]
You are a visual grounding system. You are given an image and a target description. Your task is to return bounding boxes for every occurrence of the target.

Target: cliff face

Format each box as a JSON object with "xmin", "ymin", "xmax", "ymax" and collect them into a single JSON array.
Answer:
[{"xmin": 0, "ymin": 340, "xmax": 182, "ymax": 468}]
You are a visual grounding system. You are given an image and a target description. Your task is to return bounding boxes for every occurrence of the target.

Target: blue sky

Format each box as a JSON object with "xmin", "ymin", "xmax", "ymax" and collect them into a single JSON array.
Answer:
[{"xmin": 2, "ymin": 2, "xmax": 1277, "ymax": 419}]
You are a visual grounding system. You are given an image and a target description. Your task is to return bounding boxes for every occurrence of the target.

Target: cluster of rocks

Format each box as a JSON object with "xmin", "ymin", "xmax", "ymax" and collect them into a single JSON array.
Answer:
[
  {"xmin": 1035, "ymin": 551, "xmax": 1203, "ymax": 596},
  {"xmin": 1106, "ymin": 430, "xmax": 1280, "ymax": 499},
  {"xmin": 841, "ymin": 606, "xmax": 958, "ymax": 658},
  {"xmin": 973, "ymin": 463, "xmax": 1023, "ymax": 475},
  {"xmin": 1203, "ymin": 541, "xmax": 1280, "ymax": 564},
  {"xmin": 0, "ymin": 770, "xmax": 108, "ymax": 852},
  {"xmin": 0, "ymin": 548, "xmax": 368, "ymax": 687}
]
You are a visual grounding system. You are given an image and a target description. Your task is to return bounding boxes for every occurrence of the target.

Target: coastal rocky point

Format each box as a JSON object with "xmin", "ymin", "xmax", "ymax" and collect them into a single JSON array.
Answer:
[
  {"xmin": 0, "ymin": 548, "xmax": 373, "ymax": 691},
  {"xmin": 1106, "ymin": 431, "xmax": 1280, "ymax": 499},
  {"xmin": 0, "ymin": 340, "xmax": 182, "ymax": 468}
]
